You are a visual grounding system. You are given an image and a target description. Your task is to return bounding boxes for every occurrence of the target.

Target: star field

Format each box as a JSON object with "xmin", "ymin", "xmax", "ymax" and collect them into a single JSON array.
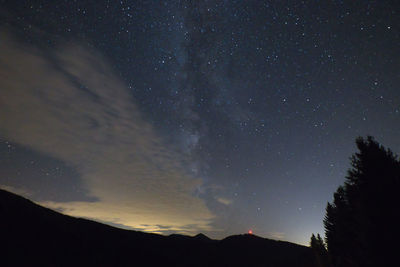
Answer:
[{"xmin": 0, "ymin": 0, "xmax": 399, "ymax": 245}]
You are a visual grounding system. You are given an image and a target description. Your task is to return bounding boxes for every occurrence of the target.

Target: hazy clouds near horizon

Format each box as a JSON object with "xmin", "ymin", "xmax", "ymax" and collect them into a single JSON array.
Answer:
[{"xmin": 0, "ymin": 30, "xmax": 215, "ymax": 235}]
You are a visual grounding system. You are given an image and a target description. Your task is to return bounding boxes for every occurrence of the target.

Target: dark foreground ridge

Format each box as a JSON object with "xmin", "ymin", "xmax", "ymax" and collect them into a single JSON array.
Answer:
[{"xmin": 0, "ymin": 188, "xmax": 316, "ymax": 267}]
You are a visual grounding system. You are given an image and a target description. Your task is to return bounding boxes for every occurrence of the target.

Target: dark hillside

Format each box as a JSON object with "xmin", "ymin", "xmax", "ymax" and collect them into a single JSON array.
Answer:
[{"xmin": 0, "ymin": 188, "xmax": 316, "ymax": 267}]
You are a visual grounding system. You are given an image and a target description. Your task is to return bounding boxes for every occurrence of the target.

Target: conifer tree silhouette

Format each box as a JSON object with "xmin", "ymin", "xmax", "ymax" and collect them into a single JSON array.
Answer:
[
  {"xmin": 310, "ymin": 233, "xmax": 329, "ymax": 267},
  {"xmin": 323, "ymin": 136, "xmax": 400, "ymax": 267}
]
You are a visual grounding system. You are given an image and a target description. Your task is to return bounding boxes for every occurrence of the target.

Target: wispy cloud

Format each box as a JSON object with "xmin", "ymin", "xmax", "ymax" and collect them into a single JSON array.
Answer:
[
  {"xmin": 0, "ymin": 29, "xmax": 214, "ymax": 234},
  {"xmin": 268, "ymin": 231, "xmax": 285, "ymax": 240},
  {"xmin": 216, "ymin": 197, "xmax": 233, "ymax": 205}
]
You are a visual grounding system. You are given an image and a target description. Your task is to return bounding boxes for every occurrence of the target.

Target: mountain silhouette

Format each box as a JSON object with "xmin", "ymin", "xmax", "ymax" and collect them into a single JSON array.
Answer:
[
  {"xmin": 193, "ymin": 233, "xmax": 213, "ymax": 242},
  {"xmin": 0, "ymin": 188, "xmax": 316, "ymax": 266}
]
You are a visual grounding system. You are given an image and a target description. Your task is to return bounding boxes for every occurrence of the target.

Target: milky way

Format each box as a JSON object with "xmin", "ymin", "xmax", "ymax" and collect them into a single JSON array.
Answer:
[{"xmin": 0, "ymin": 1, "xmax": 399, "ymax": 245}]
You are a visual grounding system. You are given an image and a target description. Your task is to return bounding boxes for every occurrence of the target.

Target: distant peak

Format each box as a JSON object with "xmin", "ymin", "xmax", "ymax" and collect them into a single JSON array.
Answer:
[
  {"xmin": 222, "ymin": 233, "xmax": 264, "ymax": 242},
  {"xmin": 193, "ymin": 233, "xmax": 211, "ymax": 240}
]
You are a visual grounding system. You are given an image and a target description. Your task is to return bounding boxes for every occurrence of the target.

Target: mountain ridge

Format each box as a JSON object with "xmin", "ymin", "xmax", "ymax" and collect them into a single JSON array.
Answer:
[{"xmin": 0, "ymin": 188, "xmax": 316, "ymax": 266}]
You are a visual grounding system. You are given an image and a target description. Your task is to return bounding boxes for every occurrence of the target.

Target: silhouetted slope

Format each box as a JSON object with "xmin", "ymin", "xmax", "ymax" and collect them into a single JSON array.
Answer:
[
  {"xmin": 0, "ymin": 188, "xmax": 316, "ymax": 267},
  {"xmin": 193, "ymin": 233, "xmax": 213, "ymax": 242},
  {"xmin": 219, "ymin": 234, "xmax": 314, "ymax": 266}
]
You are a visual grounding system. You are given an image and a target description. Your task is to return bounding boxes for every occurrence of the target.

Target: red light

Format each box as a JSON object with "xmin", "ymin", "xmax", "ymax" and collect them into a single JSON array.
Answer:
[{"xmin": 248, "ymin": 230, "xmax": 253, "ymax": 234}]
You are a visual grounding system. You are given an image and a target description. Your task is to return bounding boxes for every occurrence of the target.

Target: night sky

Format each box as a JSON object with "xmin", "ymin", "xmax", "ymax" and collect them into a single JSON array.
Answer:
[{"xmin": 0, "ymin": 1, "xmax": 399, "ymax": 245}]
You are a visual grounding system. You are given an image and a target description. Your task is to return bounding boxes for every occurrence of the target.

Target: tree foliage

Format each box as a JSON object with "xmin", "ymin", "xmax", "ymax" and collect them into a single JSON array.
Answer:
[
  {"xmin": 323, "ymin": 136, "xmax": 400, "ymax": 266},
  {"xmin": 310, "ymin": 233, "xmax": 329, "ymax": 267}
]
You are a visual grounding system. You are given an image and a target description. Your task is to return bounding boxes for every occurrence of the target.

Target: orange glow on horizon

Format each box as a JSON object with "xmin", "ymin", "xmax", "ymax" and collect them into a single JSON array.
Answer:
[{"xmin": 248, "ymin": 229, "xmax": 253, "ymax": 234}]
